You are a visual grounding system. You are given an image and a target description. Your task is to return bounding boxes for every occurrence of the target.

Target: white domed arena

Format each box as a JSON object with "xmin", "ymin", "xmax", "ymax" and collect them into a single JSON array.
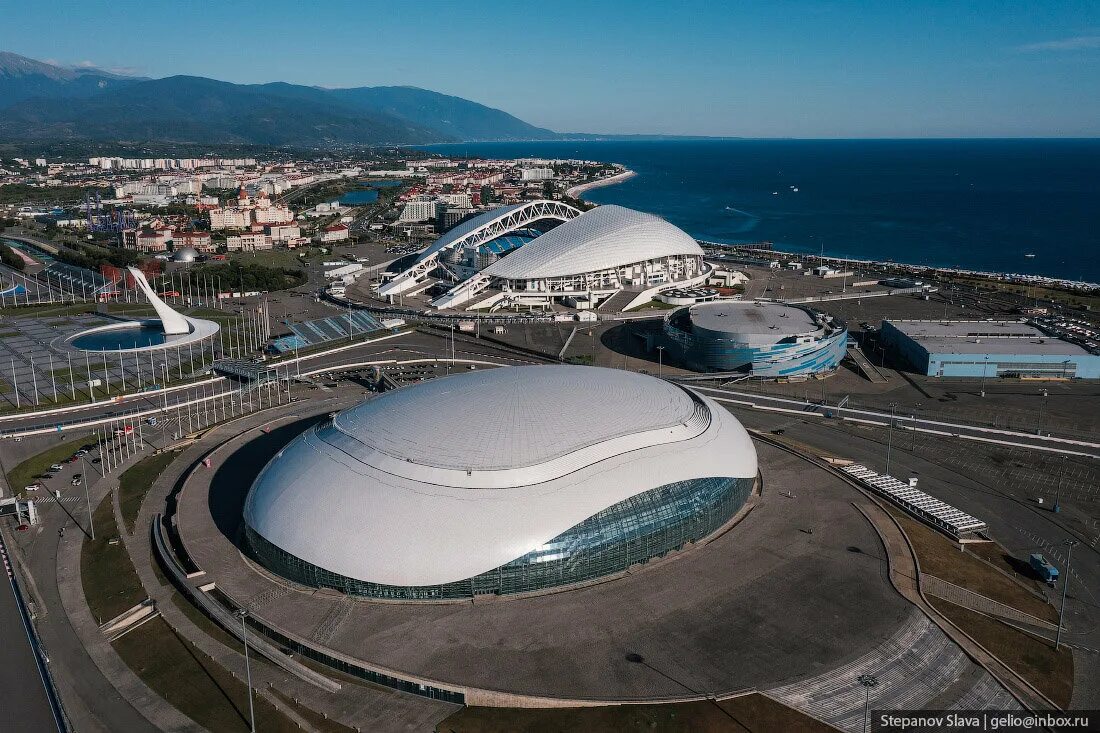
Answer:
[{"xmin": 243, "ymin": 365, "xmax": 758, "ymax": 600}]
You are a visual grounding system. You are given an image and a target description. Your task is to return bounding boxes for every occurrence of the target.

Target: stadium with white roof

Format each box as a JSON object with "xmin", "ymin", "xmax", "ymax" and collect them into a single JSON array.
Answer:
[
  {"xmin": 243, "ymin": 365, "xmax": 758, "ymax": 600},
  {"xmin": 375, "ymin": 201, "xmax": 711, "ymax": 312}
]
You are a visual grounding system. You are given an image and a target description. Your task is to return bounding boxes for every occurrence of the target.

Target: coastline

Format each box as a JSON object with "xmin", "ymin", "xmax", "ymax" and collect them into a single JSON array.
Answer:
[
  {"xmin": 566, "ymin": 167, "xmax": 1096, "ymax": 290},
  {"xmin": 565, "ymin": 169, "xmax": 637, "ymax": 199},
  {"xmin": 699, "ymin": 241, "xmax": 1100, "ymax": 292}
]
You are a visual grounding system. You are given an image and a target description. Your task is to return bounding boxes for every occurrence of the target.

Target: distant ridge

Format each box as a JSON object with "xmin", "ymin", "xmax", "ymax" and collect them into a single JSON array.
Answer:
[{"xmin": 0, "ymin": 51, "xmax": 563, "ymax": 146}]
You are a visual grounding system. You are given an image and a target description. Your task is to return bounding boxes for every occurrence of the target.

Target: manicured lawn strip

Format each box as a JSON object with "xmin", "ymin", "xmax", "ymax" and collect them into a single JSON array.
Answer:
[
  {"xmin": 888, "ymin": 507, "xmax": 1057, "ymax": 623},
  {"xmin": 118, "ymin": 452, "xmax": 177, "ymax": 533},
  {"xmin": 80, "ymin": 493, "xmax": 146, "ymax": 623},
  {"xmin": 112, "ymin": 616, "xmax": 303, "ymax": 733},
  {"xmin": 6, "ymin": 435, "xmax": 92, "ymax": 495},
  {"xmin": 929, "ymin": 598, "xmax": 1072, "ymax": 708},
  {"xmin": 966, "ymin": 541, "xmax": 1051, "ymax": 595},
  {"xmin": 435, "ymin": 693, "xmax": 833, "ymax": 733}
]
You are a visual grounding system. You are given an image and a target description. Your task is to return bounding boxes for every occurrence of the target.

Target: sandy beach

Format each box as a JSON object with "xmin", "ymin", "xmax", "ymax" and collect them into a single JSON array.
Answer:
[{"xmin": 565, "ymin": 169, "xmax": 637, "ymax": 199}]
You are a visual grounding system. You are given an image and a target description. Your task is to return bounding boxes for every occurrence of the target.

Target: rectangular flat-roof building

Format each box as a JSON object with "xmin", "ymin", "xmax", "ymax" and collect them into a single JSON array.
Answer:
[{"xmin": 880, "ymin": 319, "xmax": 1100, "ymax": 379}]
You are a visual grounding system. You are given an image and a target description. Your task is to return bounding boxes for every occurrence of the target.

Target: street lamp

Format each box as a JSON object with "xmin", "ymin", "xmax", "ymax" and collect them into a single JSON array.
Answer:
[
  {"xmin": 656, "ymin": 346, "xmax": 665, "ymax": 378},
  {"xmin": 885, "ymin": 403, "xmax": 897, "ymax": 475},
  {"xmin": 1055, "ymin": 539, "xmax": 1079, "ymax": 652},
  {"xmin": 1036, "ymin": 389, "xmax": 1049, "ymax": 436},
  {"xmin": 237, "ymin": 610, "xmax": 256, "ymax": 733},
  {"xmin": 80, "ymin": 455, "xmax": 95, "ymax": 540},
  {"xmin": 858, "ymin": 674, "xmax": 879, "ymax": 733},
  {"xmin": 979, "ymin": 356, "xmax": 989, "ymax": 398}
]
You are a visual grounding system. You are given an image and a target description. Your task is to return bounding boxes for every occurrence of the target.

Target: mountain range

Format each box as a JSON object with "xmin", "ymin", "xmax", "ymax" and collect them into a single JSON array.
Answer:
[{"xmin": 0, "ymin": 51, "xmax": 561, "ymax": 146}]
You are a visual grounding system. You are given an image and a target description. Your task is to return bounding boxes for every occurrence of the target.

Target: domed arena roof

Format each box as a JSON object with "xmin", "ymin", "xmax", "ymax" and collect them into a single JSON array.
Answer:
[
  {"xmin": 244, "ymin": 365, "xmax": 757, "ymax": 589},
  {"xmin": 171, "ymin": 246, "xmax": 199, "ymax": 262},
  {"xmin": 483, "ymin": 205, "xmax": 703, "ymax": 279}
]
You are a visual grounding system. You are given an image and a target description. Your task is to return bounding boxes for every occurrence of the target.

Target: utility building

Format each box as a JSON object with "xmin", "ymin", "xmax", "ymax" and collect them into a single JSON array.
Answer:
[{"xmin": 880, "ymin": 319, "xmax": 1100, "ymax": 379}]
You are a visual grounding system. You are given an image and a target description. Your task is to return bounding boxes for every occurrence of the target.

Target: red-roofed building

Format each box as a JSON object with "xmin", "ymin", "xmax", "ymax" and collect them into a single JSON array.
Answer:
[{"xmin": 319, "ymin": 224, "xmax": 350, "ymax": 243}]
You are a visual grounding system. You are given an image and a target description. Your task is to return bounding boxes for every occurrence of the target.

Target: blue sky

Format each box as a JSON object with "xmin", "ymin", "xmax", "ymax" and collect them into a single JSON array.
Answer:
[{"xmin": 2, "ymin": 0, "xmax": 1098, "ymax": 137}]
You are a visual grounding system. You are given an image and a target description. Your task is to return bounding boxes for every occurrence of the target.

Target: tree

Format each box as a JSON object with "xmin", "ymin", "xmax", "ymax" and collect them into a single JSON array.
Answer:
[{"xmin": 0, "ymin": 242, "xmax": 25, "ymax": 271}]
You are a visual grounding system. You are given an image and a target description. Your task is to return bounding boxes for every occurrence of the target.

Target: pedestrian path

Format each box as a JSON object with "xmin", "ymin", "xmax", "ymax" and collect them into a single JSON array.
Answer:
[{"xmin": 766, "ymin": 610, "xmax": 1020, "ymax": 732}]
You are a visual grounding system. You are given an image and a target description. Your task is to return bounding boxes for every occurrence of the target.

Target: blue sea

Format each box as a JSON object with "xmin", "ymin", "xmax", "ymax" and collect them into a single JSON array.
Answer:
[{"xmin": 425, "ymin": 140, "xmax": 1100, "ymax": 283}]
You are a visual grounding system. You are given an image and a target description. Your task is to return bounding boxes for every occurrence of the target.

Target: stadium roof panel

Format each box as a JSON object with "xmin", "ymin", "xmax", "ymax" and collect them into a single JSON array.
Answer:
[
  {"xmin": 483, "ymin": 205, "xmax": 703, "ymax": 279},
  {"xmin": 416, "ymin": 203, "xmax": 526, "ymax": 262},
  {"xmin": 688, "ymin": 301, "xmax": 822, "ymax": 336},
  {"xmin": 330, "ymin": 365, "xmax": 697, "ymax": 472}
]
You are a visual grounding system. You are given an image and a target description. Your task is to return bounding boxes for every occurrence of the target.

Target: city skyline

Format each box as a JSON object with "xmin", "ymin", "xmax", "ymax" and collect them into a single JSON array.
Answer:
[{"xmin": 2, "ymin": 0, "xmax": 1098, "ymax": 138}]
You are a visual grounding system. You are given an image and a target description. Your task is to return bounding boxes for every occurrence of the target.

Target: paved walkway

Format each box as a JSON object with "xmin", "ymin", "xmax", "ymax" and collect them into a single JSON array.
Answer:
[
  {"xmin": 54, "ymin": 453, "xmax": 201, "ymax": 732},
  {"xmin": 129, "ymin": 395, "xmax": 459, "ymax": 732},
  {"xmin": 766, "ymin": 609, "xmax": 1019, "ymax": 732}
]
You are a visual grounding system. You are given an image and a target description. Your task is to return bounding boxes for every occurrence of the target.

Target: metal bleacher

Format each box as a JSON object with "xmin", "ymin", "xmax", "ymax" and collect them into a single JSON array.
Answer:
[
  {"xmin": 271, "ymin": 311, "xmax": 384, "ymax": 353},
  {"xmin": 841, "ymin": 464, "xmax": 988, "ymax": 539}
]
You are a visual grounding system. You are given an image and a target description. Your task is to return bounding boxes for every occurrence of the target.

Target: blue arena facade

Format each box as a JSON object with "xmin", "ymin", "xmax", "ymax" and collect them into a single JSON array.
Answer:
[{"xmin": 663, "ymin": 301, "xmax": 848, "ymax": 377}]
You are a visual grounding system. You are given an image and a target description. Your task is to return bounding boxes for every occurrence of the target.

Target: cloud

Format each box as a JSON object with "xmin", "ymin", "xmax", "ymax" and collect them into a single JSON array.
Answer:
[{"xmin": 1018, "ymin": 35, "xmax": 1100, "ymax": 52}]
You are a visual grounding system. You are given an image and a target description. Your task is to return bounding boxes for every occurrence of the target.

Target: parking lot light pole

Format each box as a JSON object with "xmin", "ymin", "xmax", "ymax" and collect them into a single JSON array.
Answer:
[
  {"xmin": 1036, "ymin": 389, "xmax": 1048, "ymax": 436},
  {"xmin": 80, "ymin": 456, "xmax": 95, "ymax": 539},
  {"xmin": 858, "ymin": 674, "xmax": 878, "ymax": 733},
  {"xmin": 885, "ymin": 403, "xmax": 897, "ymax": 475},
  {"xmin": 1056, "ymin": 539, "xmax": 1079, "ymax": 652},
  {"xmin": 238, "ymin": 610, "xmax": 256, "ymax": 733}
]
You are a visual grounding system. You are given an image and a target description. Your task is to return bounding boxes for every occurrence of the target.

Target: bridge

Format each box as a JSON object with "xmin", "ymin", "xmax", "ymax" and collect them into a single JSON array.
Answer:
[{"xmin": 376, "ymin": 200, "xmax": 582, "ymax": 298}]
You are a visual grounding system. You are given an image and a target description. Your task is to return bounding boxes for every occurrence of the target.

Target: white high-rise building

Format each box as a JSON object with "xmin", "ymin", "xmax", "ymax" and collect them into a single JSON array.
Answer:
[
  {"xmin": 398, "ymin": 196, "xmax": 440, "ymax": 223},
  {"xmin": 520, "ymin": 167, "xmax": 555, "ymax": 181}
]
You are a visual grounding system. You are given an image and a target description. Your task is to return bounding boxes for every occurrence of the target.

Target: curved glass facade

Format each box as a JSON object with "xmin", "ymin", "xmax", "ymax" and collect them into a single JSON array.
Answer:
[
  {"xmin": 246, "ymin": 475, "xmax": 755, "ymax": 601},
  {"xmin": 663, "ymin": 308, "xmax": 848, "ymax": 377}
]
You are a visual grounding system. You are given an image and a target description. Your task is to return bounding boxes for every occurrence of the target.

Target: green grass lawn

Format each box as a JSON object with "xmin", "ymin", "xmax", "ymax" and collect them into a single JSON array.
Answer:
[
  {"xmin": 890, "ymin": 508, "xmax": 1058, "ymax": 623},
  {"xmin": 118, "ymin": 452, "xmax": 177, "ymax": 533},
  {"xmin": 80, "ymin": 493, "xmax": 146, "ymax": 624},
  {"xmin": 930, "ymin": 598, "xmax": 1073, "ymax": 708},
  {"xmin": 6, "ymin": 435, "xmax": 93, "ymax": 495},
  {"xmin": 112, "ymin": 616, "xmax": 305, "ymax": 733},
  {"xmin": 0, "ymin": 302, "xmax": 98, "ymax": 317},
  {"xmin": 437, "ymin": 693, "xmax": 833, "ymax": 733}
]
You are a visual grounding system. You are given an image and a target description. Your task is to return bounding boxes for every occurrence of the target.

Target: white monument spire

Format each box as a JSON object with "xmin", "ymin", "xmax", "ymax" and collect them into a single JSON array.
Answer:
[{"xmin": 127, "ymin": 266, "xmax": 190, "ymax": 335}]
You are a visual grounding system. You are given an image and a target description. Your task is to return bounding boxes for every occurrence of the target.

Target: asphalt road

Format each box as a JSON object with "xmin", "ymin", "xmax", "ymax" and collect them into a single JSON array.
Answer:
[
  {"xmin": 0, "ymin": 533, "xmax": 59, "ymax": 733},
  {"xmin": 725, "ymin": 404, "xmax": 1100, "ymax": 708}
]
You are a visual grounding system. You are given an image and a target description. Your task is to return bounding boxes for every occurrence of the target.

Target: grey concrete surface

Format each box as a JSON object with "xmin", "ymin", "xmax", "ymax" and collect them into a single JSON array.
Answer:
[
  {"xmin": 178, "ymin": 425, "xmax": 916, "ymax": 701},
  {"xmin": 725, "ymin": 404, "xmax": 1100, "ymax": 709},
  {"xmin": 0, "ymin": 532, "xmax": 59, "ymax": 733}
]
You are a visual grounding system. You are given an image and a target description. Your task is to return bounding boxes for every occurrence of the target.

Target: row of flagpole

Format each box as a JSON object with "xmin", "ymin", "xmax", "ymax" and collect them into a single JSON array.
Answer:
[
  {"xmin": 89, "ymin": 363, "xmax": 296, "ymax": 477},
  {"xmin": 3, "ymin": 298, "xmax": 273, "ymax": 411},
  {"xmin": 0, "ymin": 262, "xmax": 237, "ymax": 309}
]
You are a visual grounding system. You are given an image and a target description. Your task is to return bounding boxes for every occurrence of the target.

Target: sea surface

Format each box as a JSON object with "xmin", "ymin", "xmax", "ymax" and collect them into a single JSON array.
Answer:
[{"xmin": 424, "ymin": 139, "xmax": 1100, "ymax": 283}]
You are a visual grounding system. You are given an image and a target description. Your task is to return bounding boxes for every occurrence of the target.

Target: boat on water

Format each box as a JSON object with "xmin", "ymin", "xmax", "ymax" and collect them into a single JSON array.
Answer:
[{"xmin": 1024, "ymin": 253, "xmax": 1036, "ymax": 258}]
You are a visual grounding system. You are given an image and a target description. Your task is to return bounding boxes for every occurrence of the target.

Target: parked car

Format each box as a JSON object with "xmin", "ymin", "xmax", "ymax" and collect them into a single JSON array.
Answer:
[
  {"xmin": 71, "ymin": 477, "xmax": 82, "ymax": 486},
  {"xmin": 24, "ymin": 483, "xmax": 43, "ymax": 492},
  {"xmin": 49, "ymin": 463, "xmax": 63, "ymax": 472},
  {"xmin": 91, "ymin": 458, "xmax": 101, "ymax": 465}
]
